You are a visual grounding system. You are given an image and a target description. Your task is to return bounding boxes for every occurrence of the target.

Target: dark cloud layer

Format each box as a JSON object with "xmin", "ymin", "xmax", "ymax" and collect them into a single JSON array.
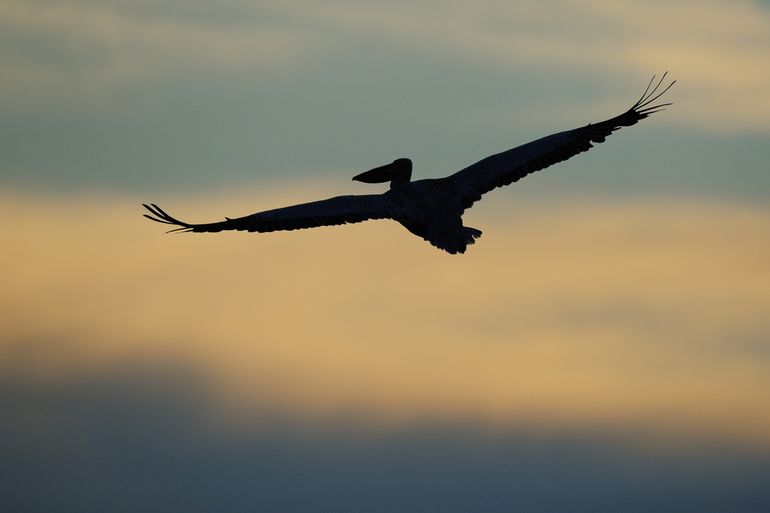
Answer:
[{"xmin": 2, "ymin": 362, "xmax": 768, "ymax": 513}]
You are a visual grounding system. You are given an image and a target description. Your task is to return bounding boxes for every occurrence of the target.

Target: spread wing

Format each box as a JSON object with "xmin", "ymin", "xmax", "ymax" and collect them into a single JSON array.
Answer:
[
  {"xmin": 143, "ymin": 193, "xmax": 394, "ymax": 233},
  {"xmin": 447, "ymin": 73, "xmax": 675, "ymax": 209}
]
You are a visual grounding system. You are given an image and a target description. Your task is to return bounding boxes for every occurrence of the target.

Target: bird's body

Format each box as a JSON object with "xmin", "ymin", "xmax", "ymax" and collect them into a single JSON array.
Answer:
[
  {"xmin": 384, "ymin": 179, "xmax": 481, "ymax": 254},
  {"xmin": 144, "ymin": 74, "xmax": 674, "ymax": 254}
]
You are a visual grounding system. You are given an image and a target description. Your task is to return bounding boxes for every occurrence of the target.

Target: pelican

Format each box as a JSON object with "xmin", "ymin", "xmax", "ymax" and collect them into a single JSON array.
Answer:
[{"xmin": 144, "ymin": 74, "xmax": 674, "ymax": 254}]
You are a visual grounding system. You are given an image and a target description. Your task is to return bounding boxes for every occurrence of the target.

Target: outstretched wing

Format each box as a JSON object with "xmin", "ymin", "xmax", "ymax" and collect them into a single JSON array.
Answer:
[
  {"xmin": 143, "ymin": 193, "xmax": 394, "ymax": 233},
  {"xmin": 447, "ymin": 73, "xmax": 675, "ymax": 209}
]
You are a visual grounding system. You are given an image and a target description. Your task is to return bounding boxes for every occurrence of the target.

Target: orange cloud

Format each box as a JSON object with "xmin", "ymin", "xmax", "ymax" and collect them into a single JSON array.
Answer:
[{"xmin": 1, "ymin": 187, "xmax": 769, "ymax": 445}]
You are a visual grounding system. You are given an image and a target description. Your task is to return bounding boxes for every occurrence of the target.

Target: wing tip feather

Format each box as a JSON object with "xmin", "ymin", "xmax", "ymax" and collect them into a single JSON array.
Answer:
[{"xmin": 142, "ymin": 203, "xmax": 194, "ymax": 232}]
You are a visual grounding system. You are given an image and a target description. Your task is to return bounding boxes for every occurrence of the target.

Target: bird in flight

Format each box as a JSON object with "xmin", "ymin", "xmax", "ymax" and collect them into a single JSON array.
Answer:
[{"xmin": 144, "ymin": 73, "xmax": 674, "ymax": 254}]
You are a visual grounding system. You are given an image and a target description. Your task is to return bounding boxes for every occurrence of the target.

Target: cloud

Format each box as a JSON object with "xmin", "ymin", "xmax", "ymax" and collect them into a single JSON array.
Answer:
[
  {"xmin": 287, "ymin": 0, "xmax": 770, "ymax": 131},
  {"xmin": 0, "ymin": 0, "xmax": 326, "ymax": 107},
  {"xmin": 1, "ymin": 0, "xmax": 769, "ymax": 130},
  {"xmin": 3, "ymin": 363, "xmax": 770, "ymax": 513},
  {"xmin": 1, "ymin": 187, "xmax": 769, "ymax": 447}
]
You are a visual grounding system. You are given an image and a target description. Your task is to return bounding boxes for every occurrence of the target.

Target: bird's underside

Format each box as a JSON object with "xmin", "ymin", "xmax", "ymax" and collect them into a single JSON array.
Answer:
[{"xmin": 144, "ymin": 73, "xmax": 675, "ymax": 254}]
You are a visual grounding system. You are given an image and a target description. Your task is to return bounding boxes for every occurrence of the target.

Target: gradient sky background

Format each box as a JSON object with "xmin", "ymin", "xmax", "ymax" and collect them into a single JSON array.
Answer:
[{"xmin": 2, "ymin": 1, "xmax": 770, "ymax": 512}]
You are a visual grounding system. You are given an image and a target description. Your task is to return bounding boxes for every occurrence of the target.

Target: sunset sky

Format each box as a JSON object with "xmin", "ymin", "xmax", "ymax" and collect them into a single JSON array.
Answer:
[{"xmin": 2, "ymin": 1, "xmax": 770, "ymax": 511}]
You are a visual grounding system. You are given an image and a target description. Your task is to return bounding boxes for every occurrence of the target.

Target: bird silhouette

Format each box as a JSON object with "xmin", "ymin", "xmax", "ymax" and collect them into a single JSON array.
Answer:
[{"xmin": 144, "ymin": 73, "xmax": 674, "ymax": 254}]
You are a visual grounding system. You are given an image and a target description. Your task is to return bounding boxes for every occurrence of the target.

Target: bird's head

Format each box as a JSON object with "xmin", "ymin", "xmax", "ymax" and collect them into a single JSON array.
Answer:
[{"xmin": 352, "ymin": 158, "xmax": 412, "ymax": 188}]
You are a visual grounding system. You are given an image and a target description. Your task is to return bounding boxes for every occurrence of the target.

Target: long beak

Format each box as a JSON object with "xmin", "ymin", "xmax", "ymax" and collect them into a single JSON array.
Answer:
[{"xmin": 352, "ymin": 162, "xmax": 395, "ymax": 184}]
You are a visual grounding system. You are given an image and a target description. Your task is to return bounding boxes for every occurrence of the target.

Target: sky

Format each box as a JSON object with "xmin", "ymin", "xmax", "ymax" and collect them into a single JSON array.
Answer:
[{"xmin": 2, "ymin": 1, "xmax": 770, "ymax": 512}]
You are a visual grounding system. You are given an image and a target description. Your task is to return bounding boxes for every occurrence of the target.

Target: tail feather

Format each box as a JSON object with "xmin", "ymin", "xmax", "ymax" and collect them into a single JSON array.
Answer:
[{"xmin": 426, "ymin": 226, "xmax": 483, "ymax": 254}]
